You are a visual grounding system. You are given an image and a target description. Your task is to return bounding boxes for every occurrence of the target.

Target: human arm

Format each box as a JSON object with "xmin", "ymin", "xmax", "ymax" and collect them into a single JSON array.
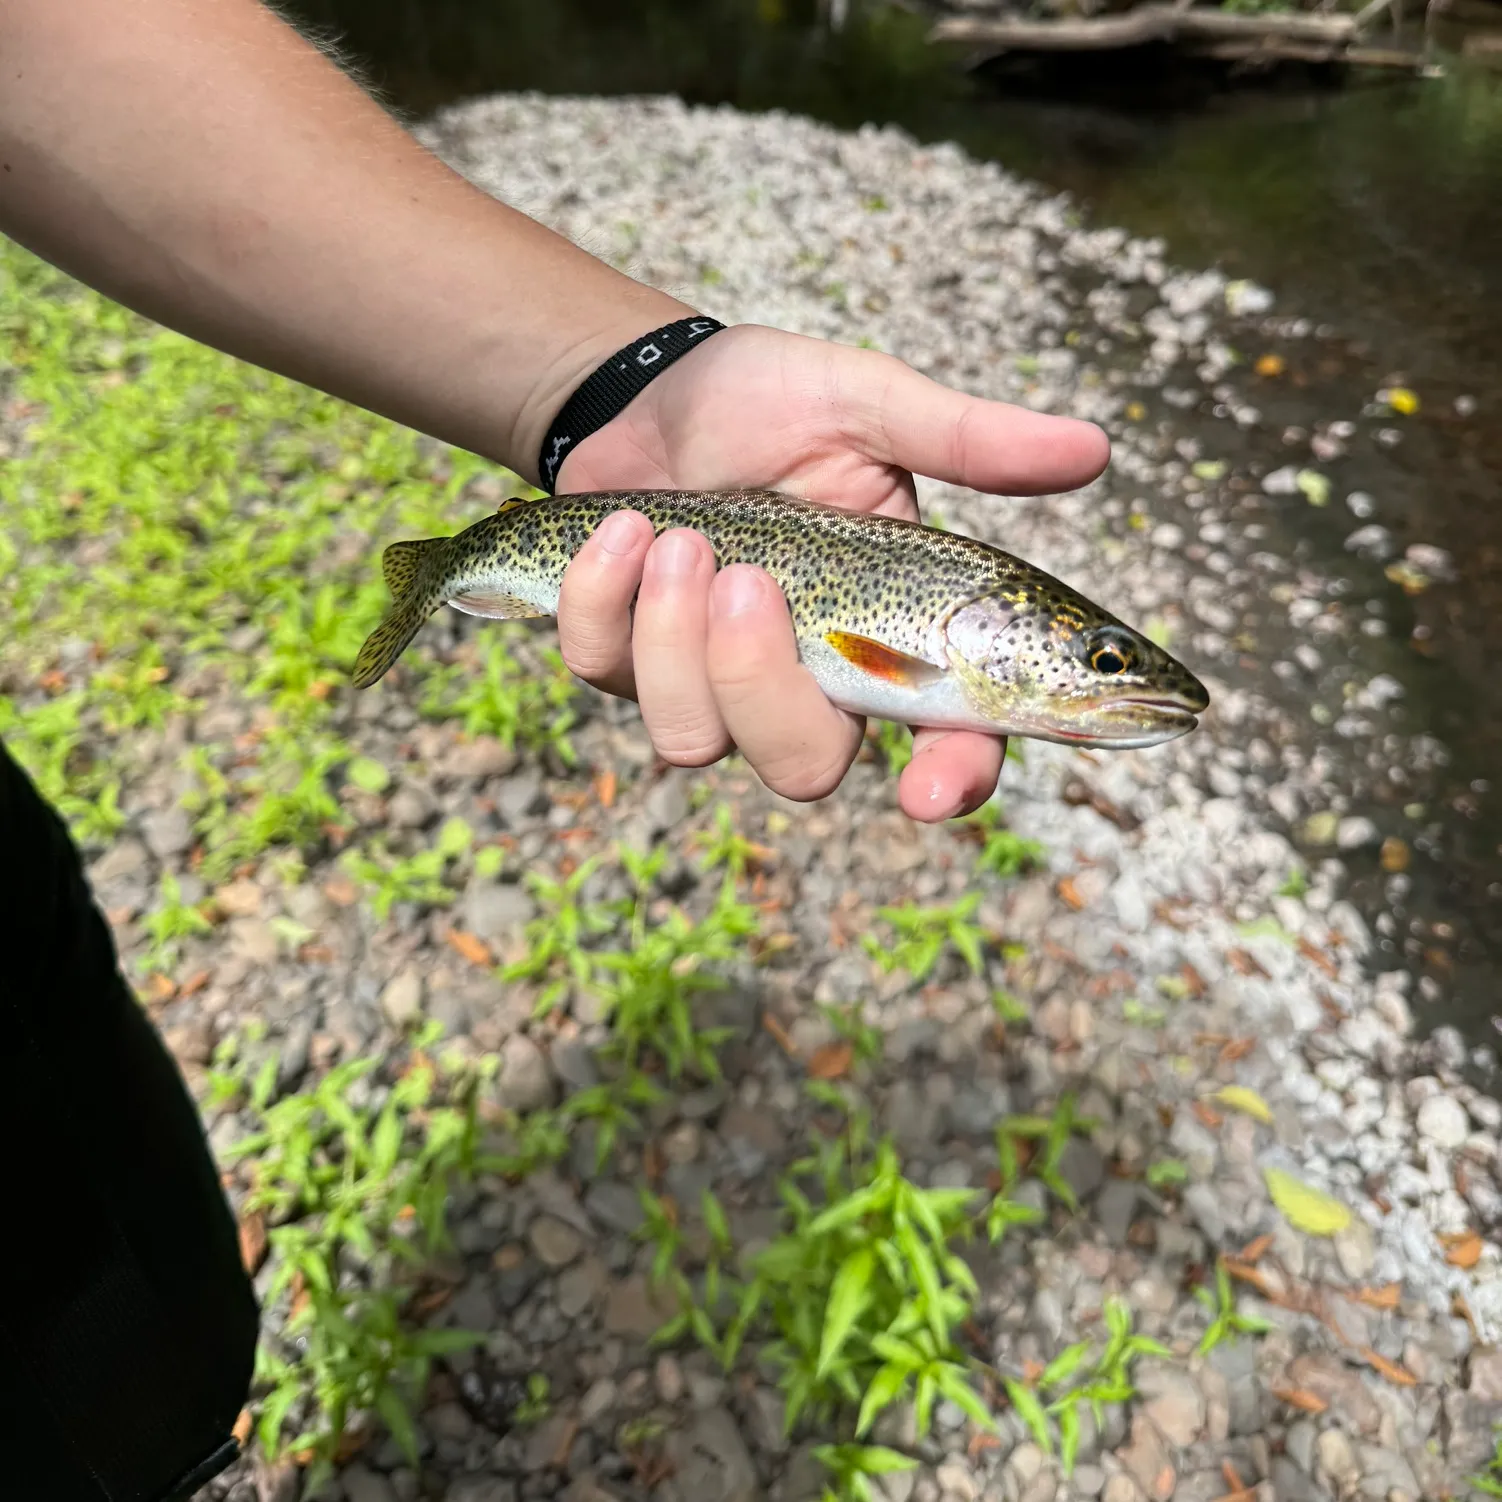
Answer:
[{"xmin": 0, "ymin": 0, "xmax": 1110, "ymax": 821}]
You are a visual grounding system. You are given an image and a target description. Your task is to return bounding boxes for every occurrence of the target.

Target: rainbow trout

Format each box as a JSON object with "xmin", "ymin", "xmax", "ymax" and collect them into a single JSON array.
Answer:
[{"xmin": 352, "ymin": 489, "xmax": 1208, "ymax": 749}]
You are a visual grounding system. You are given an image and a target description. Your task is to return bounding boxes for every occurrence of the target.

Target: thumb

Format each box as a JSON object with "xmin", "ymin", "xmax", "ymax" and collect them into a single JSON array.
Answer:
[{"xmin": 838, "ymin": 346, "xmax": 1111, "ymax": 497}]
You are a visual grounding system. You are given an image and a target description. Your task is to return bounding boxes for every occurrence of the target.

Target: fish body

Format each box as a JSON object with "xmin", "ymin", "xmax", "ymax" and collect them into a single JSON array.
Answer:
[{"xmin": 352, "ymin": 488, "xmax": 1209, "ymax": 750}]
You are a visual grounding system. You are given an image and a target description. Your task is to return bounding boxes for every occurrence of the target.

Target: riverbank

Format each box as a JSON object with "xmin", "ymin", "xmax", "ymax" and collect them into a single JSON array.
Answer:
[{"xmin": 1, "ymin": 91, "xmax": 1498, "ymax": 1502}]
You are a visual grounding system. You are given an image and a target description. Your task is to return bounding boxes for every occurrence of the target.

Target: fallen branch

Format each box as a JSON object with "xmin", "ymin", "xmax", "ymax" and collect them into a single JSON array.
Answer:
[{"xmin": 930, "ymin": 4, "xmax": 1368, "ymax": 51}]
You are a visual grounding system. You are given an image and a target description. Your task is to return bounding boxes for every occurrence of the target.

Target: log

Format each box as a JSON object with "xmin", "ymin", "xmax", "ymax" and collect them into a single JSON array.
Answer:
[{"xmin": 929, "ymin": 5, "xmax": 1364, "ymax": 51}]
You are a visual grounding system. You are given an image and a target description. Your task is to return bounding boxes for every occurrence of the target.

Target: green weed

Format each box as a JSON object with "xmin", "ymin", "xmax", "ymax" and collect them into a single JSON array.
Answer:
[
  {"xmin": 1195, "ymin": 1258, "xmax": 1274, "ymax": 1354},
  {"xmin": 340, "ymin": 815, "xmax": 472, "ymax": 922},
  {"xmin": 863, "ymin": 893, "xmax": 989, "ymax": 983}
]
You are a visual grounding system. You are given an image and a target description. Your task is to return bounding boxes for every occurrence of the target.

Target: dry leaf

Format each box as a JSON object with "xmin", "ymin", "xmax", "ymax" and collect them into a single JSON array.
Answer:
[
  {"xmin": 1219, "ymin": 1036, "xmax": 1257, "ymax": 1064},
  {"xmin": 323, "ymin": 876, "xmax": 359, "ymax": 907},
  {"xmin": 232, "ymin": 1409, "xmax": 254, "ymax": 1448},
  {"xmin": 1192, "ymin": 1100, "xmax": 1224, "ymax": 1131},
  {"xmin": 1215, "ymin": 1085, "xmax": 1274, "ymax": 1125},
  {"xmin": 445, "ymin": 928, "xmax": 494, "ymax": 967},
  {"xmin": 1360, "ymin": 1348, "xmax": 1417, "ymax": 1387},
  {"xmin": 1264, "ymin": 1168, "xmax": 1352, "ymax": 1237},
  {"xmin": 1255, "ymin": 354, "xmax": 1286, "ymax": 377},
  {"xmin": 179, "ymin": 968, "xmax": 213, "ymax": 997},
  {"xmin": 593, "ymin": 768, "xmax": 618, "ymax": 808},
  {"xmin": 1269, "ymin": 1385, "xmax": 1329, "ymax": 1415},
  {"xmin": 147, "ymin": 973, "xmax": 177, "ymax": 1004},
  {"xmin": 1057, "ymin": 876, "xmax": 1086, "ymax": 911},
  {"xmin": 1297, "ymin": 937, "xmax": 1340, "ymax": 980},
  {"xmin": 1227, "ymin": 948, "xmax": 1269, "ymax": 979},
  {"xmin": 1238, "ymin": 1233, "xmax": 1275, "ymax": 1265},
  {"xmin": 1354, "ymin": 1283, "xmax": 1401, "ymax": 1311},
  {"xmin": 1441, "ymin": 1230, "xmax": 1484, "ymax": 1269},
  {"xmin": 807, "ymin": 1041, "xmax": 855, "ymax": 1080},
  {"xmin": 238, "ymin": 1210, "xmax": 268, "ymax": 1275},
  {"xmin": 761, "ymin": 1012, "xmax": 797, "ymax": 1056}
]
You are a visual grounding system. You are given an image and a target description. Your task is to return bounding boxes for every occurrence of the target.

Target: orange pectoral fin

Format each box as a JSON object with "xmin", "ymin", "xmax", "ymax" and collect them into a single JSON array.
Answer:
[{"xmin": 824, "ymin": 631, "xmax": 942, "ymax": 686}]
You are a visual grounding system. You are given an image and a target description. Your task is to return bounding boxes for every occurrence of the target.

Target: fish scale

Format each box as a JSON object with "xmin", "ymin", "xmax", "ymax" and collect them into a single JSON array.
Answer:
[{"xmin": 352, "ymin": 487, "xmax": 1209, "ymax": 751}]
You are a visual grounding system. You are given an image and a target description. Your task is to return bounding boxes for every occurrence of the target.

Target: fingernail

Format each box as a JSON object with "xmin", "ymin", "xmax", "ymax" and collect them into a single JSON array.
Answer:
[
  {"xmin": 651, "ymin": 530, "xmax": 700, "ymax": 577},
  {"xmin": 596, "ymin": 511, "xmax": 639, "ymax": 556},
  {"xmin": 715, "ymin": 566, "xmax": 764, "ymax": 617}
]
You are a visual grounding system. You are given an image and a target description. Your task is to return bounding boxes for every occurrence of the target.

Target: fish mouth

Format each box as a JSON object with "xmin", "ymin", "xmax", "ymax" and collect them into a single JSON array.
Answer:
[{"xmin": 1054, "ymin": 696, "xmax": 1203, "ymax": 749}]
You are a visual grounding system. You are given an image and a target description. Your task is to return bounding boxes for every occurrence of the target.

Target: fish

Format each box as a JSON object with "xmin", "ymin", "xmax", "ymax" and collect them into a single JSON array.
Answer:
[{"xmin": 351, "ymin": 488, "xmax": 1208, "ymax": 750}]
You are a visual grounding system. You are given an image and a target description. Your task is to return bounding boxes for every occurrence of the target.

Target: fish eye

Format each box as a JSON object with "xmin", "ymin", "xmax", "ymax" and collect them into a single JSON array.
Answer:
[{"xmin": 1088, "ymin": 630, "xmax": 1135, "ymax": 676}]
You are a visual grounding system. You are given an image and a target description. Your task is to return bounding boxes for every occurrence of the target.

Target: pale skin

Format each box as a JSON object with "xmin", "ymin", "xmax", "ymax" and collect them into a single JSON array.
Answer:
[{"xmin": 0, "ymin": 0, "xmax": 1110, "ymax": 821}]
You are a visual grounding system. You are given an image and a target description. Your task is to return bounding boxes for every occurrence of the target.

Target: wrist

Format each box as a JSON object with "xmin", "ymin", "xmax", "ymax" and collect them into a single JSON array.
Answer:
[{"xmin": 506, "ymin": 288, "xmax": 696, "ymax": 487}]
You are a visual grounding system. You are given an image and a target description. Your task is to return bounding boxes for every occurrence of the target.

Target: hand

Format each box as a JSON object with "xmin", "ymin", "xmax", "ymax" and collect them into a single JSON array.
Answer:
[{"xmin": 553, "ymin": 323, "xmax": 1109, "ymax": 822}]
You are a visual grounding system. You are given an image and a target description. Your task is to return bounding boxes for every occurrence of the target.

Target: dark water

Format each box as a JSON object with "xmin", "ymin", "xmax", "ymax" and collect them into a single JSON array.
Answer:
[{"xmin": 288, "ymin": 0, "xmax": 1502, "ymax": 1045}]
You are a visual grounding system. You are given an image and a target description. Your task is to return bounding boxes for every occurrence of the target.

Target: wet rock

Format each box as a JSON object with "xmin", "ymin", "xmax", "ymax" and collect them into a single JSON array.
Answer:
[
  {"xmin": 643, "ymin": 774, "xmax": 691, "ymax": 836},
  {"xmin": 387, "ymin": 783, "xmax": 436, "ymax": 829},
  {"xmin": 666, "ymin": 1408, "xmax": 760, "ymax": 1502}
]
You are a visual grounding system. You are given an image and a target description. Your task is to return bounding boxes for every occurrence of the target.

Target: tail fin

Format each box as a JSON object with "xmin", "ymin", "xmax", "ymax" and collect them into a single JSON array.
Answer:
[{"xmin": 351, "ymin": 537, "xmax": 446, "ymax": 689}]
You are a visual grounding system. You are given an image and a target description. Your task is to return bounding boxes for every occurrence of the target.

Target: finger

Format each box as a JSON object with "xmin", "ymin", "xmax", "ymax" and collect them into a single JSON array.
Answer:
[
  {"xmin": 632, "ymin": 528, "xmax": 733, "ymax": 767},
  {"xmin": 898, "ymin": 727, "xmax": 1006, "ymax": 822},
  {"xmin": 556, "ymin": 509, "xmax": 653, "ymax": 700},
  {"xmin": 841, "ymin": 347, "xmax": 1111, "ymax": 496},
  {"xmin": 706, "ymin": 564, "xmax": 866, "ymax": 802}
]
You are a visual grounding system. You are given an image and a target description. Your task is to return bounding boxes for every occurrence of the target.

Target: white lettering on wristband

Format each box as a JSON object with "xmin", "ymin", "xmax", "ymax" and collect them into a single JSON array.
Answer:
[
  {"xmin": 543, "ymin": 433, "xmax": 573, "ymax": 487},
  {"xmin": 636, "ymin": 343, "xmax": 663, "ymax": 366}
]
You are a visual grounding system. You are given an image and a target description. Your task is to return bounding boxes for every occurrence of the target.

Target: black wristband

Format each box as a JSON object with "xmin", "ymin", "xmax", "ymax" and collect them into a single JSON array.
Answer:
[{"xmin": 537, "ymin": 316, "xmax": 727, "ymax": 492}]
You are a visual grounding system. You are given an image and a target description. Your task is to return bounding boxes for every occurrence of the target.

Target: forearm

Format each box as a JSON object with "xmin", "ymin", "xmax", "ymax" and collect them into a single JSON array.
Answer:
[{"xmin": 0, "ymin": 0, "xmax": 690, "ymax": 480}]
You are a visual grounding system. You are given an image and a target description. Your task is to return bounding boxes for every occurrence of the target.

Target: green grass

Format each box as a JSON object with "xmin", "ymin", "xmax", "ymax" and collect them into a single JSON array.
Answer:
[{"xmin": 0, "ymin": 236, "xmax": 575, "ymax": 883}]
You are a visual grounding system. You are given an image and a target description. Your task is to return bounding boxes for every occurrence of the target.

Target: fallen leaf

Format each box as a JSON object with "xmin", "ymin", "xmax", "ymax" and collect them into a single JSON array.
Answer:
[
  {"xmin": 147, "ymin": 972, "xmax": 177, "ymax": 1004},
  {"xmin": 1215, "ymin": 1085, "xmax": 1274, "ymax": 1125},
  {"xmin": 1221, "ymin": 1257, "xmax": 1278, "ymax": 1300},
  {"xmin": 1227, "ymin": 948, "xmax": 1269, "ymax": 979},
  {"xmin": 179, "ymin": 968, "xmax": 213, "ymax": 997},
  {"xmin": 1269, "ymin": 1385, "xmax": 1329, "ymax": 1415},
  {"xmin": 1453, "ymin": 1291, "xmax": 1479, "ymax": 1340},
  {"xmin": 593, "ymin": 768, "xmax": 618, "ymax": 808},
  {"xmin": 1440, "ymin": 1230, "xmax": 1484, "ymax": 1269},
  {"xmin": 1255, "ymin": 354, "xmax": 1285, "ymax": 377},
  {"xmin": 445, "ymin": 928, "xmax": 494, "ymax": 967},
  {"xmin": 1296, "ymin": 469, "xmax": 1331, "ymax": 507},
  {"xmin": 1360, "ymin": 1348, "xmax": 1416, "ymax": 1387},
  {"xmin": 1219, "ymin": 1036, "xmax": 1257, "ymax": 1065},
  {"xmin": 968, "ymin": 1432, "xmax": 1002, "ymax": 1461},
  {"xmin": 1297, "ymin": 937, "xmax": 1340, "ymax": 980},
  {"xmin": 761, "ymin": 1012, "xmax": 797, "ymax": 1056},
  {"xmin": 1124, "ymin": 400, "xmax": 1147, "ymax": 422},
  {"xmin": 807, "ymin": 1041, "xmax": 855, "ymax": 1080},
  {"xmin": 1238, "ymin": 1233, "xmax": 1275, "ymax": 1265},
  {"xmin": 1192, "ymin": 1100, "xmax": 1224, "ymax": 1130},
  {"xmin": 238, "ymin": 1210, "xmax": 268, "ymax": 1275},
  {"xmin": 1354, "ymin": 1283, "xmax": 1401, "ymax": 1311},
  {"xmin": 1384, "ymin": 386, "xmax": 1420, "ymax": 415},
  {"xmin": 1264, "ymin": 1168, "xmax": 1352, "ymax": 1237},
  {"xmin": 1057, "ymin": 876, "xmax": 1086, "ymax": 911},
  {"xmin": 232, "ymin": 1408, "xmax": 254, "ymax": 1448},
  {"xmin": 323, "ymin": 876, "xmax": 359, "ymax": 906}
]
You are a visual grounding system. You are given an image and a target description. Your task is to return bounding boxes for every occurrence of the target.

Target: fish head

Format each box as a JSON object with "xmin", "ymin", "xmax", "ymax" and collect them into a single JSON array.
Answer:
[{"xmin": 940, "ymin": 581, "xmax": 1209, "ymax": 749}]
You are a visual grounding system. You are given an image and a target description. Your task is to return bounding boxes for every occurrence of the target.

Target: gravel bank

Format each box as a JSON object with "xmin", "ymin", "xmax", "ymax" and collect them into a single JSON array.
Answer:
[{"xmin": 90, "ymin": 92, "xmax": 1497, "ymax": 1500}]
